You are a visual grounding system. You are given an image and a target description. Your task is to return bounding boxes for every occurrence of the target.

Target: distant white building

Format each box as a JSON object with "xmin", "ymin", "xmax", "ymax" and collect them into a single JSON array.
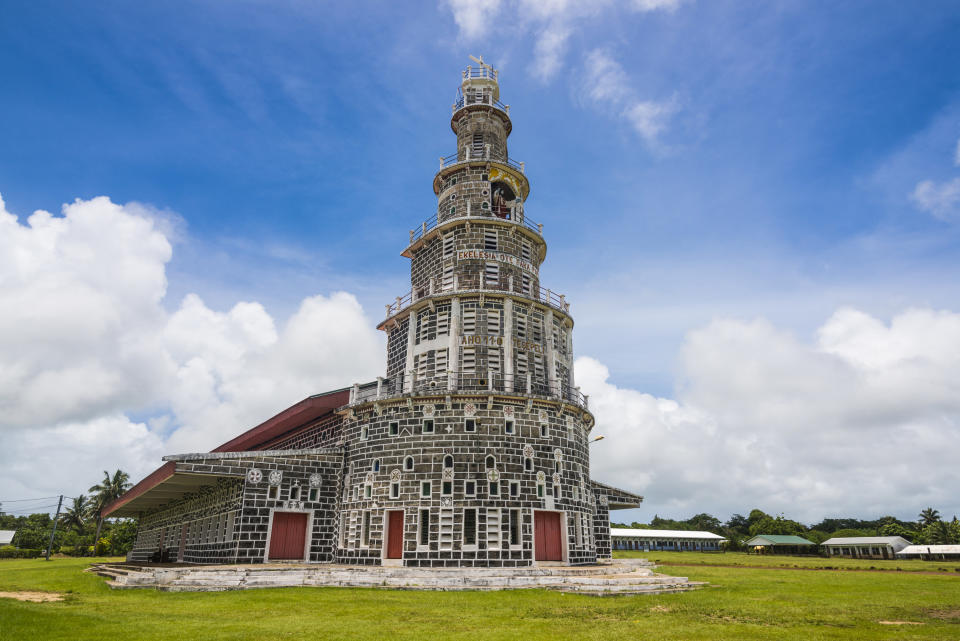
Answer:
[
  {"xmin": 0, "ymin": 530, "xmax": 16, "ymax": 546},
  {"xmin": 611, "ymin": 528, "xmax": 726, "ymax": 552},
  {"xmin": 896, "ymin": 544, "xmax": 960, "ymax": 560},
  {"xmin": 821, "ymin": 536, "xmax": 911, "ymax": 560}
]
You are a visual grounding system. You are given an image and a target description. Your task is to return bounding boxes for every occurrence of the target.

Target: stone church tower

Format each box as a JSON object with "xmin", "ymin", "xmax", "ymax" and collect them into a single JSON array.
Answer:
[{"xmin": 108, "ymin": 59, "xmax": 642, "ymax": 568}]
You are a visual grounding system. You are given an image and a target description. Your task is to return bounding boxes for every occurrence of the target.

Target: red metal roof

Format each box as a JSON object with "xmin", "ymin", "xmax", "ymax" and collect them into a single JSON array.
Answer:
[
  {"xmin": 212, "ymin": 388, "xmax": 349, "ymax": 452},
  {"xmin": 103, "ymin": 387, "xmax": 350, "ymax": 517}
]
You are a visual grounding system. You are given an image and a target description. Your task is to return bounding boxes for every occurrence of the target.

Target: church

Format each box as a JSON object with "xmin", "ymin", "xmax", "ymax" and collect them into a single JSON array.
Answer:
[{"xmin": 104, "ymin": 59, "xmax": 643, "ymax": 567}]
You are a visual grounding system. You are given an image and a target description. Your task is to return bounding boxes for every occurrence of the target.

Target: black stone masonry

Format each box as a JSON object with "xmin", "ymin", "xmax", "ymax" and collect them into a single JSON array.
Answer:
[{"xmin": 110, "ymin": 59, "xmax": 643, "ymax": 566}]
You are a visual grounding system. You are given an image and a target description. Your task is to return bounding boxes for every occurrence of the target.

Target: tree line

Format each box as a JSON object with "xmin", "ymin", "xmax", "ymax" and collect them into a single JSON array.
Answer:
[
  {"xmin": 0, "ymin": 469, "xmax": 133, "ymax": 557},
  {"xmin": 613, "ymin": 507, "xmax": 960, "ymax": 549}
]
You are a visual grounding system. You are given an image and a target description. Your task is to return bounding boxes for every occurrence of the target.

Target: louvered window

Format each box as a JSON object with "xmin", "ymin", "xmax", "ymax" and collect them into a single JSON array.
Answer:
[
  {"xmin": 487, "ymin": 309, "xmax": 501, "ymax": 335},
  {"xmin": 462, "ymin": 308, "xmax": 477, "ymax": 333},
  {"xmin": 484, "ymin": 262, "xmax": 499, "ymax": 287},
  {"xmin": 462, "ymin": 347, "xmax": 476, "ymax": 374},
  {"xmin": 442, "ymin": 264, "xmax": 454, "ymax": 291},
  {"xmin": 521, "ymin": 241, "xmax": 532, "ymax": 262},
  {"xmin": 435, "ymin": 348, "xmax": 448, "ymax": 377},
  {"xmin": 443, "ymin": 233, "xmax": 455, "ymax": 259},
  {"xmin": 484, "ymin": 229, "xmax": 498, "ymax": 251},
  {"xmin": 437, "ymin": 310, "xmax": 450, "ymax": 336}
]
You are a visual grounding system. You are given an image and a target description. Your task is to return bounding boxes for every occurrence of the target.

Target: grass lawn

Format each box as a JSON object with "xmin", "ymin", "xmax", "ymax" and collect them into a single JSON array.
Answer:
[
  {"xmin": 616, "ymin": 549, "xmax": 960, "ymax": 573},
  {"xmin": 0, "ymin": 556, "xmax": 958, "ymax": 640}
]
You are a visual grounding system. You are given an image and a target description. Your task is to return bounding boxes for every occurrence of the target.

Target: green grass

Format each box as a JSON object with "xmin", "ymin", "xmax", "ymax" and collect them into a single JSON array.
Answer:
[
  {"xmin": 1, "ymin": 556, "xmax": 959, "ymax": 640},
  {"xmin": 616, "ymin": 550, "xmax": 960, "ymax": 573}
]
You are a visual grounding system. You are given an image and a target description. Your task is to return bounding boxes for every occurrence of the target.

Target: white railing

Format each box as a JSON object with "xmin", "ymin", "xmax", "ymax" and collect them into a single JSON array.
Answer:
[{"xmin": 383, "ymin": 274, "xmax": 569, "ymax": 319}]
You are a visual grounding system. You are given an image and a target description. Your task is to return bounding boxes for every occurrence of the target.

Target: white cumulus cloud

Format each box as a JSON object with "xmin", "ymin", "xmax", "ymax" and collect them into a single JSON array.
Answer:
[
  {"xmin": 912, "ymin": 177, "xmax": 960, "ymax": 221},
  {"xmin": 0, "ymin": 191, "xmax": 383, "ymax": 500},
  {"xmin": 580, "ymin": 306, "xmax": 960, "ymax": 522}
]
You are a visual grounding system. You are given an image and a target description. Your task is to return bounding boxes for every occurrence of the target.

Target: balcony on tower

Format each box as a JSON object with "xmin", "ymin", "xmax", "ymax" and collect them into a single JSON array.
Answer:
[{"xmin": 454, "ymin": 62, "xmax": 510, "ymax": 118}]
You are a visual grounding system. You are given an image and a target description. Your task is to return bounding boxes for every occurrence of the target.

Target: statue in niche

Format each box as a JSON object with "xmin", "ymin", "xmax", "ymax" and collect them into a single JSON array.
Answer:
[{"xmin": 490, "ymin": 181, "xmax": 515, "ymax": 219}]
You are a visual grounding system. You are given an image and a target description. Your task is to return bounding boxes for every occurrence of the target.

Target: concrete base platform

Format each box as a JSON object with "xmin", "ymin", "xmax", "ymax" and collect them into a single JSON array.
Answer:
[{"xmin": 88, "ymin": 559, "xmax": 701, "ymax": 596}]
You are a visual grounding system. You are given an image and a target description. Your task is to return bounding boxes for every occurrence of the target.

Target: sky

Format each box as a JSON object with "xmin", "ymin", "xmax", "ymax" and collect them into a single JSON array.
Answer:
[{"xmin": 2, "ymin": 0, "xmax": 960, "ymax": 525}]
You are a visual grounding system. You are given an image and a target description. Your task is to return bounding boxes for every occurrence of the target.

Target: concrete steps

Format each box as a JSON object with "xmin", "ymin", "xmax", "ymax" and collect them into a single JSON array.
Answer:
[{"xmin": 89, "ymin": 559, "xmax": 700, "ymax": 596}]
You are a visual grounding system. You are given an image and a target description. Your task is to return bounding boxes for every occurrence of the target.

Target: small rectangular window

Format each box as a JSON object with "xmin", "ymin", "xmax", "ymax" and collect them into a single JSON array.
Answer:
[
  {"xmin": 443, "ymin": 233, "xmax": 455, "ymax": 258},
  {"xmin": 484, "ymin": 262, "xmax": 499, "ymax": 287},
  {"xmin": 361, "ymin": 425, "xmax": 369, "ymax": 440},
  {"xmin": 390, "ymin": 482, "xmax": 400, "ymax": 499},
  {"xmin": 484, "ymin": 229, "xmax": 498, "ymax": 250},
  {"xmin": 537, "ymin": 484, "xmax": 545, "ymax": 498},
  {"xmin": 464, "ymin": 508, "xmax": 477, "ymax": 546},
  {"xmin": 465, "ymin": 480, "xmax": 476, "ymax": 496},
  {"xmin": 290, "ymin": 486, "xmax": 300, "ymax": 500},
  {"xmin": 489, "ymin": 481, "xmax": 499, "ymax": 496},
  {"xmin": 509, "ymin": 509, "xmax": 520, "ymax": 546},
  {"xmin": 419, "ymin": 509, "xmax": 430, "ymax": 546},
  {"xmin": 553, "ymin": 483, "xmax": 560, "ymax": 499},
  {"xmin": 437, "ymin": 311, "xmax": 450, "ymax": 336},
  {"xmin": 423, "ymin": 419, "xmax": 435, "ymax": 434},
  {"xmin": 509, "ymin": 481, "xmax": 519, "ymax": 497},
  {"xmin": 442, "ymin": 481, "xmax": 453, "ymax": 496},
  {"xmin": 389, "ymin": 421, "xmax": 399, "ymax": 435},
  {"xmin": 486, "ymin": 309, "xmax": 501, "ymax": 335},
  {"xmin": 364, "ymin": 484, "xmax": 372, "ymax": 499},
  {"xmin": 268, "ymin": 486, "xmax": 278, "ymax": 500},
  {"xmin": 540, "ymin": 424, "xmax": 548, "ymax": 438},
  {"xmin": 521, "ymin": 241, "xmax": 532, "ymax": 262},
  {"xmin": 462, "ymin": 308, "xmax": 477, "ymax": 333},
  {"xmin": 309, "ymin": 488, "xmax": 319, "ymax": 501},
  {"xmin": 462, "ymin": 347, "xmax": 476, "ymax": 374},
  {"xmin": 421, "ymin": 481, "xmax": 432, "ymax": 497},
  {"xmin": 504, "ymin": 419, "xmax": 514, "ymax": 434},
  {"xmin": 362, "ymin": 511, "xmax": 372, "ymax": 547},
  {"xmin": 465, "ymin": 418, "xmax": 476, "ymax": 432}
]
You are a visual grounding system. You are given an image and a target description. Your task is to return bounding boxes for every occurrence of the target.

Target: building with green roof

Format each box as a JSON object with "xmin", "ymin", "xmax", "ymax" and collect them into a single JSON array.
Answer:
[{"xmin": 745, "ymin": 534, "xmax": 816, "ymax": 555}]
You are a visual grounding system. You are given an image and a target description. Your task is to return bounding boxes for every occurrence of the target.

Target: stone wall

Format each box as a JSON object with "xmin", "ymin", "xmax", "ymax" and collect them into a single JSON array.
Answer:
[{"xmin": 336, "ymin": 396, "xmax": 599, "ymax": 566}]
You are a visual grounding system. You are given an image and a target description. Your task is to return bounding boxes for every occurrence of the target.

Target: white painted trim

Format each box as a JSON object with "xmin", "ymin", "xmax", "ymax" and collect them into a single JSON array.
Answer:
[{"xmin": 263, "ymin": 508, "xmax": 315, "ymax": 563}]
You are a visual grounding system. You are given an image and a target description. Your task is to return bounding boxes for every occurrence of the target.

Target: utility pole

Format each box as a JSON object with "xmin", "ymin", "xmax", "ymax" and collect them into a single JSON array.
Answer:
[{"xmin": 45, "ymin": 495, "xmax": 63, "ymax": 561}]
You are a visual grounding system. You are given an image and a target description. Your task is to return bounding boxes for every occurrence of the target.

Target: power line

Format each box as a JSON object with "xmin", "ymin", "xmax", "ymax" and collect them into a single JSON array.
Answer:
[{"xmin": 0, "ymin": 496, "xmax": 61, "ymax": 503}]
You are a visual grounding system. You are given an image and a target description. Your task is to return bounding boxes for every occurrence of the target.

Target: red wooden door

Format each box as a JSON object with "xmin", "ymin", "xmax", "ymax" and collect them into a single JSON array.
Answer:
[
  {"xmin": 387, "ymin": 510, "xmax": 404, "ymax": 559},
  {"xmin": 268, "ymin": 512, "xmax": 308, "ymax": 560},
  {"xmin": 534, "ymin": 511, "xmax": 563, "ymax": 561}
]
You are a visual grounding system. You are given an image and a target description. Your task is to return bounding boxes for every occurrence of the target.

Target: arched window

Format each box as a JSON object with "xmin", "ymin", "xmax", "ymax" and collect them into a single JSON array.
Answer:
[
  {"xmin": 485, "ymin": 455, "xmax": 496, "ymax": 470},
  {"xmin": 524, "ymin": 458, "xmax": 533, "ymax": 472},
  {"xmin": 404, "ymin": 456, "xmax": 415, "ymax": 472},
  {"xmin": 372, "ymin": 459, "xmax": 381, "ymax": 472},
  {"xmin": 443, "ymin": 455, "xmax": 454, "ymax": 469}
]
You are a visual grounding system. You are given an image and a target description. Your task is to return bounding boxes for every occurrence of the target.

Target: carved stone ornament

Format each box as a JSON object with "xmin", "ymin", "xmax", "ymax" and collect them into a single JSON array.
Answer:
[
  {"xmin": 365, "ymin": 471, "xmax": 376, "ymax": 483},
  {"xmin": 464, "ymin": 402, "xmax": 477, "ymax": 417},
  {"xmin": 599, "ymin": 495, "xmax": 609, "ymax": 506},
  {"xmin": 523, "ymin": 444, "xmax": 535, "ymax": 458},
  {"xmin": 554, "ymin": 448, "xmax": 563, "ymax": 461},
  {"xmin": 440, "ymin": 496, "xmax": 453, "ymax": 507},
  {"xmin": 503, "ymin": 405, "xmax": 514, "ymax": 418},
  {"xmin": 390, "ymin": 469, "xmax": 402, "ymax": 481},
  {"xmin": 442, "ymin": 467, "xmax": 455, "ymax": 480},
  {"xmin": 552, "ymin": 473, "xmax": 561, "ymax": 486},
  {"xmin": 536, "ymin": 471, "xmax": 546, "ymax": 482},
  {"xmin": 487, "ymin": 469, "xmax": 500, "ymax": 482},
  {"xmin": 538, "ymin": 409, "xmax": 548, "ymax": 423},
  {"xmin": 422, "ymin": 403, "xmax": 436, "ymax": 418},
  {"xmin": 247, "ymin": 468, "xmax": 263, "ymax": 484},
  {"xmin": 309, "ymin": 473, "xmax": 322, "ymax": 487},
  {"xmin": 268, "ymin": 470, "xmax": 282, "ymax": 485}
]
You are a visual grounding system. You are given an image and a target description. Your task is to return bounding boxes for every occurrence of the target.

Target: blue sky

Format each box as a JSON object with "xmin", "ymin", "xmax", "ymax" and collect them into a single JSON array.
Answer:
[{"xmin": 2, "ymin": 1, "xmax": 960, "ymax": 522}]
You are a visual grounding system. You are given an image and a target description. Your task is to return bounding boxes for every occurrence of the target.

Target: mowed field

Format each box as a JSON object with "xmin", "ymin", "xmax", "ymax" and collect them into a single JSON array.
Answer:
[{"xmin": 1, "ymin": 553, "xmax": 958, "ymax": 641}]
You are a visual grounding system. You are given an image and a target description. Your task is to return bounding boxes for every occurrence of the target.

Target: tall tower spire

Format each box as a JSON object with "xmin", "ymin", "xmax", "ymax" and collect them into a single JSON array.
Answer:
[{"xmin": 344, "ymin": 58, "xmax": 605, "ymax": 567}]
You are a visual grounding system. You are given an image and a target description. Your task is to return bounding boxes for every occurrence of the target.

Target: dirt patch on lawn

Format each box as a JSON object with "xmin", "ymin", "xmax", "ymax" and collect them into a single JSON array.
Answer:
[
  {"xmin": 649, "ymin": 605, "xmax": 672, "ymax": 613},
  {"xmin": 924, "ymin": 609, "xmax": 960, "ymax": 622},
  {"xmin": 878, "ymin": 621, "xmax": 924, "ymax": 626},
  {"xmin": 0, "ymin": 591, "xmax": 64, "ymax": 603}
]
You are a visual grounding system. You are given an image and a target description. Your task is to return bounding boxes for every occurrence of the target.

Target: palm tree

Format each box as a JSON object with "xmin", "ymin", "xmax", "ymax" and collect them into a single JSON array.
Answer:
[
  {"xmin": 88, "ymin": 470, "xmax": 132, "ymax": 553},
  {"xmin": 60, "ymin": 494, "xmax": 91, "ymax": 534},
  {"xmin": 918, "ymin": 507, "xmax": 941, "ymax": 527}
]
